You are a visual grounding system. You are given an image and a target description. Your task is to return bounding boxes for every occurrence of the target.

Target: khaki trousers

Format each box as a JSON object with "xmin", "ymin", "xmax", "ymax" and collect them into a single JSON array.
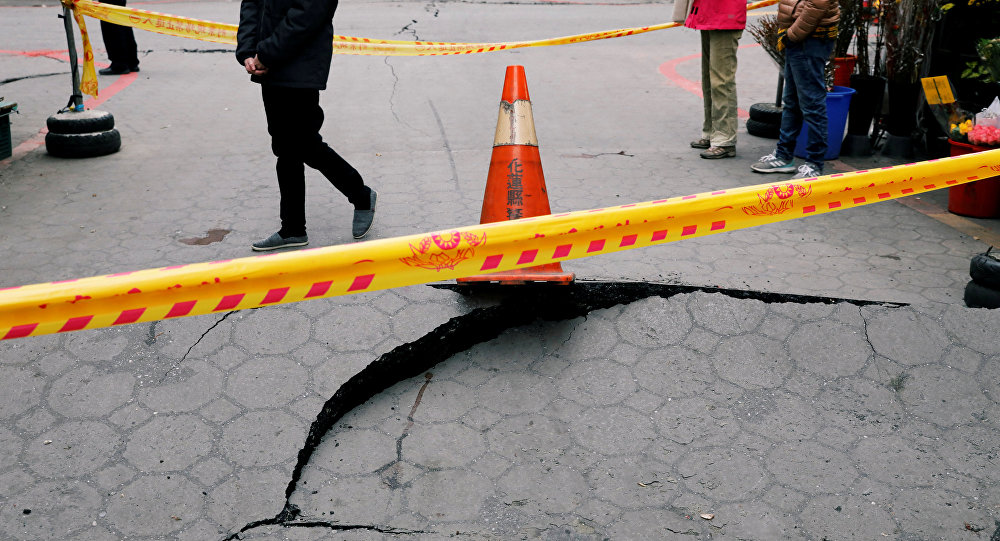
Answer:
[{"xmin": 699, "ymin": 29, "xmax": 742, "ymax": 148}]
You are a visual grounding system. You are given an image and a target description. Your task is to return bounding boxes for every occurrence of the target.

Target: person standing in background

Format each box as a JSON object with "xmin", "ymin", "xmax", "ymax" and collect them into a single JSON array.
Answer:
[
  {"xmin": 750, "ymin": 0, "xmax": 839, "ymax": 178},
  {"xmin": 674, "ymin": 0, "xmax": 746, "ymax": 159},
  {"xmin": 98, "ymin": 0, "xmax": 140, "ymax": 75}
]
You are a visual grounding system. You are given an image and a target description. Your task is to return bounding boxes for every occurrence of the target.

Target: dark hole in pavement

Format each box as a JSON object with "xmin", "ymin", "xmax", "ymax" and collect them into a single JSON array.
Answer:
[{"xmin": 224, "ymin": 281, "xmax": 903, "ymax": 539}]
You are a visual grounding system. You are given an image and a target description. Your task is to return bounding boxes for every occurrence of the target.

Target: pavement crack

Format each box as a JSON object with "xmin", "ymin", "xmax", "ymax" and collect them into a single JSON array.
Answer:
[
  {"xmin": 284, "ymin": 520, "xmax": 427, "ymax": 534},
  {"xmin": 161, "ymin": 311, "xmax": 234, "ymax": 381},
  {"xmin": 223, "ymin": 282, "xmax": 909, "ymax": 541},
  {"xmin": 384, "ymin": 371, "xmax": 434, "ymax": 488},
  {"xmin": 429, "ymin": 99, "xmax": 461, "ymax": 192},
  {"xmin": 395, "ymin": 19, "xmax": 421, "ymax": 41},
  {"xmin": 1, "ymin": 72, "xmax": 64, "ymax": 85}
]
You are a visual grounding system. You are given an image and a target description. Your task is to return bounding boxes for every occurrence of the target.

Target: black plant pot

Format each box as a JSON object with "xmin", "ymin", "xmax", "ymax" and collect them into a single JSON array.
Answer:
[
  {"xmin": 846, "ymin": 74, "xmax": 886, "ymax": 136},
  {"xmin": 885, "ymin": 80, "xmax": 920, "ymax": 137}
]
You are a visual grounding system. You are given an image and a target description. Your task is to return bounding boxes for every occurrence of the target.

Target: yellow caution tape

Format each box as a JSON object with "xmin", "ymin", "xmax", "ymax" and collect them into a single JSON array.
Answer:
[
  {"xmin": 65, "ymin": 0, "xmax": 777, "ymax": 96},
  {"xmin": 2, "ymin": 149, "xmax": 998, "ymax": 340}
]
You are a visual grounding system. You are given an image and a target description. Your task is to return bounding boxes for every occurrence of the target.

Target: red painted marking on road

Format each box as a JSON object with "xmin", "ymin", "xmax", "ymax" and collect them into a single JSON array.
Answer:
[
  {"xmin": 517, "ymin": 250, "xmax": 538, "ymax": 264},
  {"xmin": 853, "ymin": 197, "xmax": 866, "ymax": 204},
  {"xmin": 681, "ymin": 225, "xmax": 697, "ymax": 236},
  {"xmin": 481, "ymin": 255, "xmax": 503, "ymax": 270},
  {"xmin": 651, "ymin": 230, "xmax": 668, "ymax": 241},
  {"xmin": 165, "ymin": 301, "xmax": 197, "ymax": 318},
  {"xmin": 305, "ymin": 281, "xmax": 333, "ymax": 298},
  {"xmin": 59, "ymin": 316, "xmax": 93, "ymax": 333},
  {"xmin": 711, "ymin": 221, "xmax": 726, "ymax": 231},
  {"xmin": 3, "ymin": 324, "xmax": 38, "ymax": 340},
  {"xmin": 828, "ymin": 201, "xmax": 842, "ymax": 209},
  {"xmin": 214, "ymin": 294, "xmax": 244, "ymax": 311},
  {"xmin": 620, "ymin": 234, "xmax": 637, "ymax": 247},
  {"xmin": 347, "ymin": 274, "xmax": 374, "ymax": 291},
  {"xmin": 923, "ymin": 185, "xmax": 935, "ymax": 190},
  {"xmin": 712, "ymin": 191, "xmax": 727, "ymax": 195},
  {"xmin": 261, "ymin": 287, "xmax": 289, "ymax": 304},
  {"xmin": 113, "ymin": 308, "xmax": 145, "ymax": 325},
  {"xmin": 682, "ymin": 195, "xmax": 697, "ymax": 200},
  {"xmin": 587, "ymin": 239, "xmax": 605, "ymax": 253},
  {"xmin": 553, "ymin": 245, "xmax": 572, "ymax": 258},
  {"xmin": 946, "ymin": 179, "xmax": 958, "ymax": 185},
  {"xmin": 658, "ymin": 45, "xmax": 758, "ymax": 120},
  {"xmin": 803, "ymin": 205, "xmax": 816, "ymax": 213},
  {"xmin": 878, "ymin": 193, "xmax": 890, "ymax": 199},
  {"xmin": 901, "ymin": 188, "xmax": 914, "ymax": 194}
]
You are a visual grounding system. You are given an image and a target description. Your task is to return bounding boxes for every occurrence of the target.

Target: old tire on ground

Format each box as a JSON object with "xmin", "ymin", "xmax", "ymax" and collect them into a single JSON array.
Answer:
[
  {"xmin": 746, "ymin": 118, "xmax": 780, "ymax": 139},
  {"xmin": 45, "ymin": 129, "xmax": 121, "ymax": 158},
  {"xmin": 46, "ymin": 110, "xmax": 115, "ymax": 135},
  {"xmin": 964, "ymin": 280, "xmax": 1000, "ymax": 309},
  {"xmin": 969, "ymin": 252, "xmax": 1000, "ymax": 290},
  {"xmin": 748, "ymin": 102, "xmax": 782, "ymax": 124}
]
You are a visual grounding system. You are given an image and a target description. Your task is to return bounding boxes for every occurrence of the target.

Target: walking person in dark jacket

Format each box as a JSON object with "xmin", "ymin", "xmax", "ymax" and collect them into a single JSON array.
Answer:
[{"xmin": 237, "ymin": 0, "xmax": 376, "ymax": 251}]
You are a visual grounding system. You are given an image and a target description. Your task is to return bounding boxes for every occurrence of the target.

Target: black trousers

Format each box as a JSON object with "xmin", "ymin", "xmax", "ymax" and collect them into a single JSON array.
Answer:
[
  {"xmin": 99, "ymin": 0, "xmax": 138, "ymax": 69},
  {"xmin": 261, "ymin": 85, "xmax": 367, "ymax": 237}
]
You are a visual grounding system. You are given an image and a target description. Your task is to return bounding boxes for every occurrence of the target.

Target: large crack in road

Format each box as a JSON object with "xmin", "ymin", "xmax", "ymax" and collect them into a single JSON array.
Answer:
[{"xmin": 222, "ymin": 281, "xmax": 904, "ymax": 539}]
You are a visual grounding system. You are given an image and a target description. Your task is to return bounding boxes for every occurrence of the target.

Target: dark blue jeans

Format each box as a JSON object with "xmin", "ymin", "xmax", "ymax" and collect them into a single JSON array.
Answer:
[{"xmin": 775, "ymin": 37, "xmax": 835, "ymax": 170}]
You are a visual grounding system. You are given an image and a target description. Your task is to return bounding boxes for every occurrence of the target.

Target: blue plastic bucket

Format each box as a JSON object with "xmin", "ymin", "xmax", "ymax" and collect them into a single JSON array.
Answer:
[{"xmin": 794, "ymin": 86, "xmax": 856, "ymax": 160}]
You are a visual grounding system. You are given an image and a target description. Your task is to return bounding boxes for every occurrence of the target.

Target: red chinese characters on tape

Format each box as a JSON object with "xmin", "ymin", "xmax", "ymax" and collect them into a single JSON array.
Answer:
[
  {"xmin": 742, "ymin": 183, "xmax": 813, "ymax": 216},
  {"xmin": 400, "ymin": 231, "xmax": 487, "ymax": 271}
]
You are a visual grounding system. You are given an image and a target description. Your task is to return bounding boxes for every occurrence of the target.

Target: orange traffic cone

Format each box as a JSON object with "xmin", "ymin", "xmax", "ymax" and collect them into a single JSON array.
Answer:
[{"xmin": 457, "ymin": 65, "xmax": 574, "ymax": 285}]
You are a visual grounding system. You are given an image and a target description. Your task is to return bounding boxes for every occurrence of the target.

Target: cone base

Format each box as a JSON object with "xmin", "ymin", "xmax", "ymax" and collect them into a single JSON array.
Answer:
[{"xmin": 457, "ymin": 263, "xmax": 574, "ymax": 285}]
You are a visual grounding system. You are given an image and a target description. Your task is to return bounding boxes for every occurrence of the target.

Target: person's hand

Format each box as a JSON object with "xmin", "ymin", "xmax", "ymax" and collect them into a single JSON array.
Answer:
[{"xmin": 244, "ymin": 55, "xmax": 269, "ymax": 75}]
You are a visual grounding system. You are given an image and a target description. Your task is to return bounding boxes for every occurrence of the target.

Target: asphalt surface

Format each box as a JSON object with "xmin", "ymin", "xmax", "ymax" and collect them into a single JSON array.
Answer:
[{"xmin": 1, "ymin": 0, "xmax": 999, "ymax": 539}]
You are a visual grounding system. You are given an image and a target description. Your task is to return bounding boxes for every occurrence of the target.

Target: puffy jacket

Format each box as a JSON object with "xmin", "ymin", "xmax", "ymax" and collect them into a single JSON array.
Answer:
[
  {"xmin": 683, "ymin": 0, "xmax": 747, "ymax": 31},
  {"xmin": 777, "ymin": 0, "xmax": 839, "ymax": 43},
  {"xmin": 235, "ymin": 0, "xmax": 337, "ymax": 89}
]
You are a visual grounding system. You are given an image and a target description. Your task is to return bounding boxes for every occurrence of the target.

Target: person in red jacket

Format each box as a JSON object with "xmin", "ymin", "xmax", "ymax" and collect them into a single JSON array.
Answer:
[{"xmin": 675, "ymin": 0, "xmax": 747, "ymax": 159}]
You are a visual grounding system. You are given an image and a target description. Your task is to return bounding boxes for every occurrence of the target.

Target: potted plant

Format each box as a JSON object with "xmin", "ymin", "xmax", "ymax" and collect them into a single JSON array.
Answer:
[
  {"xmin": 830, "ymin": 0, "xmax": 859, "ymax": 88},
  {"xmin": 881, "ymin": 0, "xmax": 938, "ymax": 152},
  {"xmin": 842, "ymin": 0, "xmax": 888, "ymax": 155}
]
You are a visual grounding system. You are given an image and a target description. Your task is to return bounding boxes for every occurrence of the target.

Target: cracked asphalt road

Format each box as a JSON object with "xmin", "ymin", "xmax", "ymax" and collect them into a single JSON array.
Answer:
[{"xmin": 1, "ymin": 0, "xmax": 999, "ymax": 539}]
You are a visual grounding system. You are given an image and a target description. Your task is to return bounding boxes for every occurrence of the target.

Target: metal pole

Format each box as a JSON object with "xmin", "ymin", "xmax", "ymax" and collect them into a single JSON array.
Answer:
[{"xmin": 62, "ymin": 5, "xmax": 84, "ymax": 111}]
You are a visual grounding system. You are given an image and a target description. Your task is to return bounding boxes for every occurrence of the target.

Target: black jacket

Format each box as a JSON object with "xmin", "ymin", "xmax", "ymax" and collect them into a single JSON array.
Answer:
[{"xmin": 236, "ymin": 0, "xmax": 336, "ymax": 89}]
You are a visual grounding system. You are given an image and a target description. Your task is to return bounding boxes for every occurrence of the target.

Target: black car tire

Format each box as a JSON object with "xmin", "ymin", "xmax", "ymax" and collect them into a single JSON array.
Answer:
[
  {"xmin": 969, "ymin": 252, "xmax": 1000, "ymax": 289},
  {"xmin": 964, "ymin": 280, "xmax": 1000, "ymax": 309},
  {"xmin": 45, "ymin": 129, "xmax": 121, "ymax": 158},
  {"xmin": 748, "ymin": 102, "xmax": 782, "ymax": 124},
  {"xmin": 746, "ymin": 118, "xmax": 780, "ymax": 139},
  {"xmin": 46, "ymin": 110, "xmax": 115, "ymax": 135}
]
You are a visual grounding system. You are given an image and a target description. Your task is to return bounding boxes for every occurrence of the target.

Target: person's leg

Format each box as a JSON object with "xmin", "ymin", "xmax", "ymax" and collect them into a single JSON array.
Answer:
[
  {"xmin": 293, "ymin": 91, "xmax": 370, "ymax": 209},
  {"xmin": 262, "ymin": 85, "xmax": 308, "ymax": 238},
  {"xmin": 699, "ymin": 30, "xmax": 714, "ymax": 143},
  {"xmin": 98, "ymin": 0, "xmax": 138, "ymax": 70},
  {"xmin": 776, "ymin": 46, "xmax": 804, "ymax": 162},
  {"xmin": 798, "ymin": 37, "xmax": 835, "ymax": 171},
  {"xmin": 706, "ymin": 29, "xmax": 741, "ymax": 148}
]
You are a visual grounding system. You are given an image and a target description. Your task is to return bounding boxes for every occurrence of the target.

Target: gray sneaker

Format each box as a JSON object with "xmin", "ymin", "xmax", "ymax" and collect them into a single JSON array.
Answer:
[
  {"xmin": 352, "ymin": 188, "xmax": 377, "ymax": 239},
  {"xmin": 251, "ymin": 232, "xmax": 308, "ymax": 251},
  {"xmin": 791, "ymin": 163, "xmax": 822, "ymax": 179},
  {"xmin": 750, "ymin": 152, "xmax": 796, "ymax": 174}
]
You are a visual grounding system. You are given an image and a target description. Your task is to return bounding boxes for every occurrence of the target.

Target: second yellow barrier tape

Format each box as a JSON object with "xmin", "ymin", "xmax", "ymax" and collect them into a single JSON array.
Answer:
[
  {"xmin": 2, "ymin": 150, "xmax": 999, "ymax": 340},
  {"xmin": 65, "ymin": 0, "xmax": 777, "ymax": 96}
]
